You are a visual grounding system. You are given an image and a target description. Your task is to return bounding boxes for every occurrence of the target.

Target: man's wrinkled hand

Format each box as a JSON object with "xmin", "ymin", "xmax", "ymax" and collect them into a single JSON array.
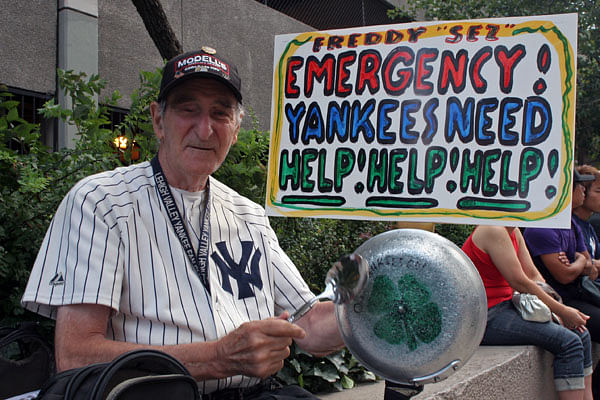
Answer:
[{"xmin": 214, "ymin": 315, "xmax": 306, "ymax": 379}]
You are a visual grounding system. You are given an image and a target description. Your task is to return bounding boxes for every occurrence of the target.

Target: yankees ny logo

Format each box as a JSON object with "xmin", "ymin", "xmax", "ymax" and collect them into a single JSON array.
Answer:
[{"xmin": 211, "ymin": 241, "xmax": 263, "ymax": 299}]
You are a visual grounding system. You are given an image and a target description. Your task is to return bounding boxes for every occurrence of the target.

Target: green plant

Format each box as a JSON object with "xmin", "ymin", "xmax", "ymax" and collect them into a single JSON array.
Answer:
[
  {"xmin": 114, "ymin": 68, "xmax": 162, "ymax": 163},
  {"xmin": 272, "ymin": 217, "xmax": 393, "ymax": 293},
  {"xmin": 434, "ymin": 223, "xmax": 474, "ymax": 247},
  {"xmin": 0, "ymin": 71, "xmax": 127, "ymax": 329},
  {"xmin": 0, "ymin": 90, "xmax": 47, "ymax": 327},
  {"xmin": 277, "ymin": 343, "xmax": 376, "ymax": 393},
  {"xmin": 213, "ymin": 112, "xmax": 270, "ymax": 204}
]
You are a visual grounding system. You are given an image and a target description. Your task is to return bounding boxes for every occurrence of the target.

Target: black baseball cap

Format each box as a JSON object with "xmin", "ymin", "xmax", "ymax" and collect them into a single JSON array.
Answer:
[
  {"xmin": 574, "ymin": 169, "xmax": 595, "ymax": 183},
  {"xmin": 157, "ymin": 47, "xmax": 242, "ymax": 103}
]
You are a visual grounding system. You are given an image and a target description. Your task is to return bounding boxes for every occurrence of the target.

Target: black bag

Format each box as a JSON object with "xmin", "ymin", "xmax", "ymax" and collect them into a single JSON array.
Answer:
[
  {"xmin": 579, "ymin": 276, "xmax": 600, "ymax": 307},
  {"xmin": 0, "ymin": 322, "xmax": 55, "ymax": 399},
  {"xmin": 36, "ymin": 349, "xmax": 199, "ymax": 400}
]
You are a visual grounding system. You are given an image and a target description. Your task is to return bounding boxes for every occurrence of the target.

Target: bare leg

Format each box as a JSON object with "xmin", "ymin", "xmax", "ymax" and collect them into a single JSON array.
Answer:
[
  {"xmin": 584, "ymin": 374, "xmax": 593, "ymax": 400},
  {"xmin": 557, "ymin": 389, "xmax": 583, "ymax": 400}
]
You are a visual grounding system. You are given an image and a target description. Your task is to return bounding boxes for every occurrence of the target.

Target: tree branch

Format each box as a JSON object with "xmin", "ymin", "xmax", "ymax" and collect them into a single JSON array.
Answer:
[{"xmin": 131, "ymin": 0, "xmax": 183, "ymax": 60}]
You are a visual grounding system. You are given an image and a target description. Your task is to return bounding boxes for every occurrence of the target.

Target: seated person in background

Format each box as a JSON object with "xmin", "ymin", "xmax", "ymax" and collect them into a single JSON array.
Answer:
[
  {"xmin": 524, "ymin": 170, "xmax": 600, "ymax": 343},
  {"xmin": 462, "ymin": 225, "xmax": 593, "ymax": 400},
  {"xmin": 573, "ymin": 165, "xmax": 600, "ymax": 268},
  {"xmin": 588, "ymin": 213, "xmax": 600, "ymax": 241},
  {"xmin": 20, "ymin": 48, "xmax": 344, "ymax": 399}
]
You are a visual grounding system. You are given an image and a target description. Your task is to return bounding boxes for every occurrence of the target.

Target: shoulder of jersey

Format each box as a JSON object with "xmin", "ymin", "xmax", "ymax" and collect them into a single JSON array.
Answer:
[
  {"xmin": 69, "ymin": 161, "xmax": 153, "ymax": 199},
  {"xmin": 209, "ymin": 176, "xmax": 266, "ymax": 215}
]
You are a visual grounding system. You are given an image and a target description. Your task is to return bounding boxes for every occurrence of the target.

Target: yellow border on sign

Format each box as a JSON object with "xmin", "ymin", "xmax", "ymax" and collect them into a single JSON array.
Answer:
[{"xmin": 266, "ymin": 18, "xmax": 576, "ymax": 221}]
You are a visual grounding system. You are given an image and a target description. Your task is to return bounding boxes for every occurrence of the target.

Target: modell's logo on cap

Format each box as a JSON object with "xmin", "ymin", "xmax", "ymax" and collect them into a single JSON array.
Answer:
[{"xmin": 174, "ymin": 53, "xmax": 230, "ymax": 79}]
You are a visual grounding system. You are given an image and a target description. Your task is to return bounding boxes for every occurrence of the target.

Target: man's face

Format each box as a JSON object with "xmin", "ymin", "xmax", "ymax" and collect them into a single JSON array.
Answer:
[
  {"xmin": 573, "ymin": 182, "xmax": 586, "ymax": 208},
  {"xmin": 152, "ymin": 78, "xmax": 240, "ymax": 187},
  {"xmin": 583, "ymin": 180, "xmax": 600, "ymax": 213}
]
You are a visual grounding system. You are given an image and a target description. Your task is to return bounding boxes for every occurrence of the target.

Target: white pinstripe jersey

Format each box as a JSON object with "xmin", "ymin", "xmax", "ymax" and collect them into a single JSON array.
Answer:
[{"xmin": 21, "ymin": 161, "xmax": 315, "ymax": 393}]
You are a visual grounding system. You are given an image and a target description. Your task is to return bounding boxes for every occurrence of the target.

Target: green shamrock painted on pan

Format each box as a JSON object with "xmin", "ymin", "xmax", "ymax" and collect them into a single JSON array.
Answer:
[{"xmin": 367, "ymin": 274, "xmax": 442, "ymax": 351}]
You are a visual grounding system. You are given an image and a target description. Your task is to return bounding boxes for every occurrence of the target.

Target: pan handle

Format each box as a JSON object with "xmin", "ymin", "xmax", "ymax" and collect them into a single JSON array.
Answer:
[{"xmin": 409, "ymin": 360, "xmax": 461, "ymax": 385}]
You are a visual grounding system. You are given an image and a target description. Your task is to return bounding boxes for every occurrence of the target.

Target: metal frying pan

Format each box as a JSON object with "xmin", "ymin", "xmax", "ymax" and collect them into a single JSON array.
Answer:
[{"xmin": 335, "ymin": 229, "xmax": 487, "ymax": 385}]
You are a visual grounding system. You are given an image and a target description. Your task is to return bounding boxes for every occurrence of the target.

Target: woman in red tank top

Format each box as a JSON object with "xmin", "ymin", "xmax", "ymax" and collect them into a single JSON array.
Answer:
[{"xmin": 462, "ymin": 226, "xmax": 593, "ymax": 400}]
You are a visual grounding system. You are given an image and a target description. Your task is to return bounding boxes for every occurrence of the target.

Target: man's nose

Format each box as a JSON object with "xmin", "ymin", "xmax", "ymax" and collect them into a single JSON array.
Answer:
[{"xmin": 194, "ymin": 112, "xmax": 213, "ymax": 139}]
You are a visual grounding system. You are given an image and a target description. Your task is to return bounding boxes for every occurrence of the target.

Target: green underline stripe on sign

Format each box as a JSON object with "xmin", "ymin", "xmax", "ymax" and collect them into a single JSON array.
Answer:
[
  {"xmin": 365, "ymin": 197, "xmax": 439, "ymax": 208},
  {"xmin": 281, "ymin": 196, "xmax": 346, "ymax": 206},
  {"xmin": 457, "ymin": 197, "xmax": 531, "ymax": 211}
]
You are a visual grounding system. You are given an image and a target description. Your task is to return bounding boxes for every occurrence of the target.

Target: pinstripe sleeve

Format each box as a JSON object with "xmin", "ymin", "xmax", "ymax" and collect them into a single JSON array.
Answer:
[{"xmin": 21, "ymin": 177, "xmax": 126, "ymax": 319}]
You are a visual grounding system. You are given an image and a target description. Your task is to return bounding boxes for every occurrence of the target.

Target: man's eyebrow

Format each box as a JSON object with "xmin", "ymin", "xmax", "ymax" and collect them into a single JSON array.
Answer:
[
  {"xmin": 169, "ymin": 94, "xmax": 195, "ymax": 105},
  {"xmin": 215, "ymin": 98, "xmax": 235, "ymax": 109}
]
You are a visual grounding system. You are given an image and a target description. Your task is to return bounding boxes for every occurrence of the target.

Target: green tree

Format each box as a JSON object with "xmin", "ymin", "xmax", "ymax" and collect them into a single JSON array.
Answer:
[{"xmin": 390, "ymin": 0, "xmax": 600, "ymax": 165}]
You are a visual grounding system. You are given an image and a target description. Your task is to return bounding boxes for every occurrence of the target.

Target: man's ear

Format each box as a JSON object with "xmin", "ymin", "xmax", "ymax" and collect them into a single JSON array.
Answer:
[
  {"xmin": 232, "ymin": 126, "xmax": 239, "ymax": 145},
  {"xmin": 150, "ymin": 101, "xmax": 164, "ymax": 141},
  {"xmin": 231, "ymin": 113, "xmax": 243, "ymax": 145},
  {"xmin": 231, "ymin": 110, "xmax": 244, "ymax": 145}
]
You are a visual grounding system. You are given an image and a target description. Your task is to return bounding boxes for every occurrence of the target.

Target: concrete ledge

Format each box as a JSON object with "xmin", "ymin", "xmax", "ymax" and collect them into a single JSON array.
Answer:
[
  {"xmin": 414, "ymin": 346, "xmax": 557, "ymax": 400},
  {"xmin": 319, "ymin": 344, "xmax": 600, "ymax": 400}
]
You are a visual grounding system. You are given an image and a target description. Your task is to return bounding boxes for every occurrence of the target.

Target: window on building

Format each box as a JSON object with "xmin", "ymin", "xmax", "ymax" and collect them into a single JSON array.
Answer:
[
  {"xmin": 3, "ymin": 86, "xmax": 56, "ymax": 151},
  {"xmin": 105, "ymin": 105, "xmax": 129, "ymax": 132}
]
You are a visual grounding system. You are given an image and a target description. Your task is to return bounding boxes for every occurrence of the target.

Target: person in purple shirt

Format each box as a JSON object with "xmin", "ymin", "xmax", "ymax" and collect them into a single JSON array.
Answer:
[
  {"xmin": 573, "ymin": 165, "xmax": 600, "ymax": 265},
  {"xmin": 523, "ymin": 170, "xmax": 600, "ymax": 342}
]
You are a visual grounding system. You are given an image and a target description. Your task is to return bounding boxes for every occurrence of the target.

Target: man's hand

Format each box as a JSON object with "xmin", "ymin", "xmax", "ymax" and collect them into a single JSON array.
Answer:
[
  {"xmin": 294, "ymin": 302, "xmax": 345, "ymax": 357},
  {"xmin": 588, "ymin": 260, "xmax": 599, "ymax": 280},
  {"xmin": 557, "ymin": 251, "xmax": 570, "ymax": 266},
  {"xmin": 214, "ymin": 313, "xmax": 305, "ymax": 379},
  {"xmin": 593, "ymin": 259, "xmax": 600, "ymax": 279},
  {"xmin": 578, "ymin": 252, "xmax": 599, "ymax": 280}
]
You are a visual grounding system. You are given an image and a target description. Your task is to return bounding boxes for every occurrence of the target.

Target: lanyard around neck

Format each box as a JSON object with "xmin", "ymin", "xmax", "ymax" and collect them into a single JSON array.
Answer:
[{"xmin": 151, "ymin": 156, "xmax": 211, "ymax": 293}]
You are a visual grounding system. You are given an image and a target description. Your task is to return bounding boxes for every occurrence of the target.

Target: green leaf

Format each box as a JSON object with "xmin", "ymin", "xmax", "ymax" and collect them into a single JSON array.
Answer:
[
  {"xmin": 276, "ymin": 364, "xmax": 301, "ymax": 385},
  {"xmin": 313, "ymin": 363, "xmax": 340, "ymax": 383},
  {"xmin": 354, "ymin": 370, "xmax": 377, "ymax": 382},
  {"xmin": 325, "ymin": 351, "xmax": 347, "ymax": 373},
  {"xmin": 289, "ymin": 358, "xmax": 302, "ymax": 373},
  {"xmin": 341, "ymin": 374, "xmax": 355, "ymax": 389},
  {"xmin": 6, "ymin": 107, "xmax": 19, "ymax": 122},
  {"xmin": 0, "ymin": 100, "xmax": 20, "ymax": 109}
]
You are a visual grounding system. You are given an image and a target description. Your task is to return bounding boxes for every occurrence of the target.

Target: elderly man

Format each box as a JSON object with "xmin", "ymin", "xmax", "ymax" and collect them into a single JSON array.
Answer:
[{"xmin": 22, "ymin": 47, "xmax": 344, "ymax": 399}]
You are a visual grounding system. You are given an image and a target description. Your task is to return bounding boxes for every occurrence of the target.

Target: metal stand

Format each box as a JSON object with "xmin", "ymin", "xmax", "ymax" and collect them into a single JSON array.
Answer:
[{"xmin": 384, "ymin": 381, "xmax": 424, "ymax": 400}]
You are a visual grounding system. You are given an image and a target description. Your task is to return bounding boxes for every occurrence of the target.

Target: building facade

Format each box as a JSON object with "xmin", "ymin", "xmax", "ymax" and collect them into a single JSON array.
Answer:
[
  {"xmin": 1, "ymin": 0, "xmax": 405, "ymax": 148},
  {"xmin": 1, "ymin": 0, "xmax": 311, "ymax": 148}
]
